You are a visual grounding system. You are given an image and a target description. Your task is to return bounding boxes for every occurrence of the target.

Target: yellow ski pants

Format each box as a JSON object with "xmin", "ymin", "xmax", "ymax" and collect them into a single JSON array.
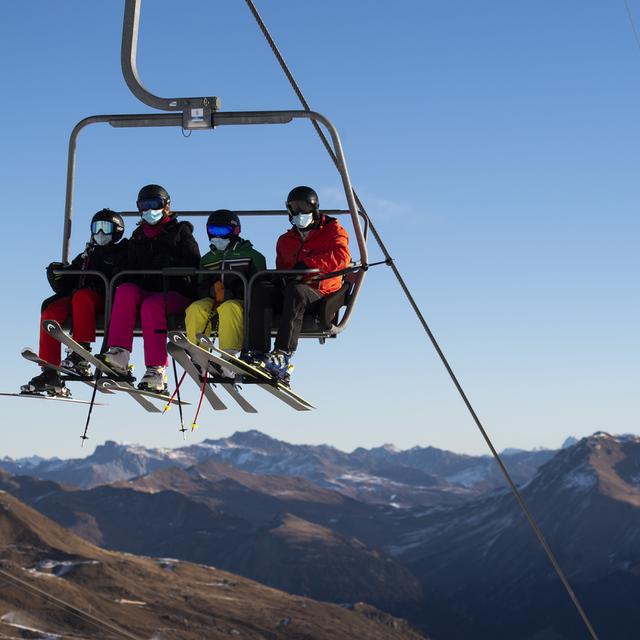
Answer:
[{"xmin": 184, "ymin": 297, "xmax": 244, "ymax": 351}]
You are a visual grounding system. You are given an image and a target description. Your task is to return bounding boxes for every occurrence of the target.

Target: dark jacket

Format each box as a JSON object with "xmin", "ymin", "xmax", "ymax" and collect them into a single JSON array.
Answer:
[
  {"xmin": 125, "ymin": 218, "xmax": 200, "ymax": 297},
  {"xmin": 47, "ymin": 239, "xmax": 129, "ymax": 295},
  {"xmin": 197, "ymin": 238, "xmax": 267, "ymax": 300}
]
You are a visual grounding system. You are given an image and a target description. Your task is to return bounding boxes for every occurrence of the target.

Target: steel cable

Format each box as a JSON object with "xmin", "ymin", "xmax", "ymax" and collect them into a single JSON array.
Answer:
[
  {"xmin": 624, "ymin": 0, "xmax": 640, "ymax": 52},
  {"xmin": 242, "ymin": 1, "xmax": 601, "ymax": 638},
  {"xmin": 0, "ymin": 567, "xmax": 143, "ymax": 640}
]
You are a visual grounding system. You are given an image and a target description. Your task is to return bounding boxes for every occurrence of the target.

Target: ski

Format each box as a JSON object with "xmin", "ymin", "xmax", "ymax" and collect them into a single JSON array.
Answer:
[
  {"xmin": 95, "ymin": 377, "xmax": 190, "ymax": 405},
  {"xmin": 0, "ymin": 392, "xmax": 104, "ymax": 405},
  {"xmin": 167, "ymin": 342, "xmax": 228, "ymax": 411},
  {"xmin": 42, "ymin": 320, "xmax": 161, "ymax": 414},
  {"xmin": 168, "ymin": 331, "xmax": 312, "ymax": 412},
  {"xmin": 168, "ymin": 340, "xmax": 257, "ymax": 414},
  {"xmin": 197, "ymin": 334, "xmax": 314, "ymax": 410},
  {"xmin": 21, "ymin": 348, "xmax": 115, "ymax": 395}
]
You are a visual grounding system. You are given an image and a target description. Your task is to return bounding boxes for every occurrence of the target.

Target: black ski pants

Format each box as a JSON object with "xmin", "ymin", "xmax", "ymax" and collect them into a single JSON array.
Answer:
[{"xmin": 248, "ymin": 280, "xmax": 323, "ymax": 354}]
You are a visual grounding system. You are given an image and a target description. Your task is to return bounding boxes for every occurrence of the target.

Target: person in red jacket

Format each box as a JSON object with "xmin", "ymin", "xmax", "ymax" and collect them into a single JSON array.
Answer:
[{"xmin": 246, "ymin": 186, "xmax": 351, "ymax": 383}]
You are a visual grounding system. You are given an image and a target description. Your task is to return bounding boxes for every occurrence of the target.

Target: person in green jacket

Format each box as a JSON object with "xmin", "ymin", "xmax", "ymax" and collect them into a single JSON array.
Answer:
[{"xmin": 185, "ymin": 210, "xmax": 266, "ymax": 362}]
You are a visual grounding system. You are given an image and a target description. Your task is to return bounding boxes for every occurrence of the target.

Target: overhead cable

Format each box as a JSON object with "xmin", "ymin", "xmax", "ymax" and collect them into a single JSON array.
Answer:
[
  {"xmin": 0, "ymin": 567, "xmax": 143, "ymax": 640},
  {"xmin": 242, "ymin": 2, "xmax": 601, "ymax": 638},
  {"xmin": 624, "ymin": 0, "xmax": 640, "ymax": 52}
]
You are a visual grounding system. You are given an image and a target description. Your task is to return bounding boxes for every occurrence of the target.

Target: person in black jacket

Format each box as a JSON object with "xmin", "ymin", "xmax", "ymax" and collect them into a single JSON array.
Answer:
[
  {"xmin": 21, "ymin": 209, "xmax": 127, "ymax": 397},
  {"xmin": 101, "ymin": 184, "xmax": 200, "ymax": 392}
]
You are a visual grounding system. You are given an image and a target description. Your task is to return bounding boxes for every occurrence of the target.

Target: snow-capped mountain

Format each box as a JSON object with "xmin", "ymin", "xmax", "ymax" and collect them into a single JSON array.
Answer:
[
  {"xmin": 2, "ymin": 432, "xmax": 640, "ymax": 639},
  {"xmin": 390, "ymin": 432, "xmax": 640, "ymax": 639},
  {"xmin": 0, "ymin": 430, "xmax": 557, "ymax": 507}
]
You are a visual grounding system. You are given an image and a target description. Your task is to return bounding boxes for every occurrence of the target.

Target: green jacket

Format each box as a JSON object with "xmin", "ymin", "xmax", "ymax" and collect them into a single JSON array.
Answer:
[{"xmin": 197, "ymin": 237, "xmax": 267, "ymax": 300}]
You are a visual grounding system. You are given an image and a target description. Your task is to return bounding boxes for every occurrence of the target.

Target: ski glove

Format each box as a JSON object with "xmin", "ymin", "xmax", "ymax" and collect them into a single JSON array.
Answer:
[
  {"xmin": 213, "ymin": 280, "xmax": 226, "ymax": 304},
  {"xmin": 46, "ymin": 261, "xmax": 70, "ymax": 294}
]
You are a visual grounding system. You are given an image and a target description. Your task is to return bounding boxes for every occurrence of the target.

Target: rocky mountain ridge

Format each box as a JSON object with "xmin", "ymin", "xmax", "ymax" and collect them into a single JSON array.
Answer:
[
  {"xmin": 0, "ymin": 490, "xmax": 426, "ymax": 639},
  {"xmin": 3, "ymin": 432, "xmax": 640, "ymax": 638},
  {"xmin": 0, "ymin": 429, "xmax": 558, "ymax": 507}
]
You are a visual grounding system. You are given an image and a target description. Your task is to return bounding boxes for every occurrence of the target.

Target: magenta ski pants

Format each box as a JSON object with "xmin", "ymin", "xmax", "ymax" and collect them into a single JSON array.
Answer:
[{"xmin": 107, "ymin": 283, "xmax": 190, "ymax": 367}]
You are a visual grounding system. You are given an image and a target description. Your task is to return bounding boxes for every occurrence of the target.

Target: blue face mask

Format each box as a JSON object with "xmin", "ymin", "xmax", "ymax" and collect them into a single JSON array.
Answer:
[
  {"xmin": 142, "ymin": 209, "xmax": 164, "ymax": 225},
  {"xmin": 210, "ymin": 237, "xmax": 231, "ymax": 252},
  {"xmin": 292, "ymin": 212, "xmax": 314, "ymax": 229},
  {"xmin": 93, "ymin": 231, "xmax": 112, "ymax": 246}
]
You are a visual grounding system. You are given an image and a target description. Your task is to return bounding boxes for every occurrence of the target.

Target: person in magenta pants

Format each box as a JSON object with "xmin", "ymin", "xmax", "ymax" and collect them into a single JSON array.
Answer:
[{"xmin": 101, "ymin": 184, "xmax": 200, "ymax": 392}]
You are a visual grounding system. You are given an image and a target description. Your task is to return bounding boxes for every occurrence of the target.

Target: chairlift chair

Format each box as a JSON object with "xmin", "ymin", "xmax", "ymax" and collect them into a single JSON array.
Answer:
[{"xmin": 57, "ymin": 0, "xmax": 368, "ymax": 348}]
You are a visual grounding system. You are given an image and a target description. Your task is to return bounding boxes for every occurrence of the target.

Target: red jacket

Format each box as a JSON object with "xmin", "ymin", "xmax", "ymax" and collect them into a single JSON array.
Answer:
[{"xmin": 276, "ymin": 215, "xmax": 351, "ymax": 296}]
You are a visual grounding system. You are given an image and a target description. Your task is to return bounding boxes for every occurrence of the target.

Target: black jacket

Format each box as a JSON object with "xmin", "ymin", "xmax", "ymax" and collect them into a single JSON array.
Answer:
[
  {"xmin": 125, "ymin": 218, "xmax": 200, "ymax": 297},
  {"xmin": 47, "ymin": 239, "xmax": 129, "ymax": 295}
]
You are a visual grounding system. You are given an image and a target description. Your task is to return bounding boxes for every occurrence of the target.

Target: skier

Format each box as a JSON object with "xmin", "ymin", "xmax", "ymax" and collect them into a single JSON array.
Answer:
[
  {"xmin": 100, "ymin": 184, "xmax": 200, "ymax": 392},
  {"xmin": 184, "ymin": 210, "xmax": 266, "ymax": 377},
  {"xmin": 246, "ymin": 186, "xmax": 351, "ymax": 384},
  {"xmin": 21, "ymin": 209, "xmax": 127, "ymax": 396}
]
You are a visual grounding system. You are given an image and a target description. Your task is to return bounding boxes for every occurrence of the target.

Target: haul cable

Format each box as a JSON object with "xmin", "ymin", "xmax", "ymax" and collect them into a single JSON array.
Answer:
[
  {"xmin": 243, "ymin": 2, "xmax": 600, "ymax": 638},
  {"xmin": 0, "ymin": 566, "xmax": 143, "ymax": 640}
]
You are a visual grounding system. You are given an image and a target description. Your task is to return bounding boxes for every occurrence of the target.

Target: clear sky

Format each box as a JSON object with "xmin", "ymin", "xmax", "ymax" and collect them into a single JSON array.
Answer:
[{"xmin": 1, "ymin": 1, "xmax": 638, "ymax": 459}]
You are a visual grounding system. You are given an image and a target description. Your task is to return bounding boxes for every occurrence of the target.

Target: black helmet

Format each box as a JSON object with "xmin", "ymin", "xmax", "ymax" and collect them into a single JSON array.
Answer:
[
  {"xmin": 91, "ymin": 208, "xmax": 124, "ymax": 243},
  {"xmin": 137, "ymin": 184, "xmax": 170, "ymax": 209},
  {"xmin": 138, "ymin": 184, "xmax": 170, "ymax": 202},
  {"xmin": 206, "ymin": 209, "xmax": 241, "ymax": 238},
  {"xmin": 286, "ymin": 186, "xmax": 319, "ymax": 221}
]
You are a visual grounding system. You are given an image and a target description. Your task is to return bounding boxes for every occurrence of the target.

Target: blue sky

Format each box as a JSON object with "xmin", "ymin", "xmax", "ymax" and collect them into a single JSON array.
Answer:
[{"xmin": 1, "ymin": 1, "xmax": 639, "ymax": 459}]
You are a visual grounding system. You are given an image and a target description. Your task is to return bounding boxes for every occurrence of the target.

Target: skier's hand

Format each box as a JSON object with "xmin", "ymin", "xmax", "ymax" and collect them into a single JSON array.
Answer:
[
  {"xmin": 46, "ymin": 261, "xmax": 69, "ymax": 293},
  {"xmin": 293, "ymin": 261, "xmax": 307, "ymax": 270}
]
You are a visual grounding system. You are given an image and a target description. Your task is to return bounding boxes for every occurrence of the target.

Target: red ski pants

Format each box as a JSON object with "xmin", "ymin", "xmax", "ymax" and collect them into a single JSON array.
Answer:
[
  {"xmin": 106, "ymin": 283, "xmax": 190, "ymax": 367},
  {"xmin": 39, "ymin": 288, "xmax": 104, "ymax": 365}
]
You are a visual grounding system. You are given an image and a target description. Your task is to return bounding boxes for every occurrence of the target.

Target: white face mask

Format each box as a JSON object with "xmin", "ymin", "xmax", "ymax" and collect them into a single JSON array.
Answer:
[
  {"xmin": 292, "ymin": 212, "xmax": 314, "ymax": 229},
  {"xmin": 142, "ymin": 209, "xmax": 164, "ymax": 225},
  {"xmin": 210, "ymin": 237, "xmax": 231, "ymax": 252},
  {"xmin": 93, "ymin": 231, "xmax": 112, "ymax": 246}
]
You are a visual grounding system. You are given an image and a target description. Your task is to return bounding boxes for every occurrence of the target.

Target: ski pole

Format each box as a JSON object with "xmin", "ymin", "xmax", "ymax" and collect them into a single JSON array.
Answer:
[
  {"xmin": 191, "ymin": 370, "xmax": 208, "ymax": 431},
  {"xmin": 80, "ymin": 367, "xmax": 101, "ymax": 447},
  {"xmin": 162, "ymin": 368, "xmax": 187, "ymax": 414},
  {"xmin": 171, "ymin": 358, "xmax": 187, "ymax": 439}
]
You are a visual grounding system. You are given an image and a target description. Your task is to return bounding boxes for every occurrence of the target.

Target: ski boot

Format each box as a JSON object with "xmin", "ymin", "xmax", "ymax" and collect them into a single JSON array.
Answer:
[
  {"xmin": 138, "ymin": 366, "xmax": 168, "ymax": 394},
  {"xmin": 97, "ymin": 347, "xmax": 132, "ymax": 378},
  {"xmin": 240, "ymin": 350, "xmax": 266, "ymax": 369},
  {"xmin": 261, "ymin": 350, "xmax": 294, "ymax": 386},
  {"xmin": 20, "ymin": 368, "xmax": 71, "ymax": 398},
  {"xmin": 61, "ymin": 346, "xmax": 92, "ymax": 377}
]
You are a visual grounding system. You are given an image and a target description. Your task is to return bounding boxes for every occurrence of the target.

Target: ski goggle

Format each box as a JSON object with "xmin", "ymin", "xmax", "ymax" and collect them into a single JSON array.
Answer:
[
  {"xmin": 91, "ymin": 220, "xmax": 114, "ymax": 235},
  {"xmin": 136, "ymin": 197, "xmax": 166, "ymax": 212},
  {"xmin": 286, "ymin": 200, "xmax": 317, "ymax": 215},
  {"xmin": 207, "ymin": 223, "xmax": 235, "ymax": 238}
]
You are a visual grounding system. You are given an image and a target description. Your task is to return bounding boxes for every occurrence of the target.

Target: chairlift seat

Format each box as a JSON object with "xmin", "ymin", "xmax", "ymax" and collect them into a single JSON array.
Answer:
[{"xmin": 270, "ymin": 281, "xmax": 351, "ymax": 336}]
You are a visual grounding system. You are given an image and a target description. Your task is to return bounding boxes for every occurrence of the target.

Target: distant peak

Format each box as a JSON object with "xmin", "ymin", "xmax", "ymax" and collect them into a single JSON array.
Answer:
[{"xmin": 228, "ymin": 430, "xmax": 280, "ymax": 448}]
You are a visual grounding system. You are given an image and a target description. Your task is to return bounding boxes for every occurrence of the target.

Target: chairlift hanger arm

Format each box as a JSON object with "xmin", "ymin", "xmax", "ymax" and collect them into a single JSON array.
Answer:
[{"xmin": 121, "ymin": 0, "xmax": 219, "ymax": 115}]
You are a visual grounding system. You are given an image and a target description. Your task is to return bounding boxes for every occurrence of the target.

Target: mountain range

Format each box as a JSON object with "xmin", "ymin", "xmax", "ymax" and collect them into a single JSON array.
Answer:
[
  {"xmin": 2, "ymin": 430, "xmax": 639, "ymax": 639},
  {"xmin": 0, "ymin": 429, "xmax": 558, "ymax": 507},
  {"xmin": 0, "ymin": 490, "xmax": 425, "ymax": 639}
]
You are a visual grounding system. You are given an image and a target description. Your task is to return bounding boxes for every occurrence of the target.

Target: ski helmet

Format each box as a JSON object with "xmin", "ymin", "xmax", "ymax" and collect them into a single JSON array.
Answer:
[
  {"xmin": 90, "ymin": 208, "xmax": 124, "ymax": 243},
  {"xmin": 206, "ymin": 209, "xmax": 241, "ymax": 238},
  {"xmin": 136, "ymin": 184, "xmax": 170, "ymax": 212},
  {"xmin": 286, "ymin": 186, "xmax": 319, "ymax": 222}
]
